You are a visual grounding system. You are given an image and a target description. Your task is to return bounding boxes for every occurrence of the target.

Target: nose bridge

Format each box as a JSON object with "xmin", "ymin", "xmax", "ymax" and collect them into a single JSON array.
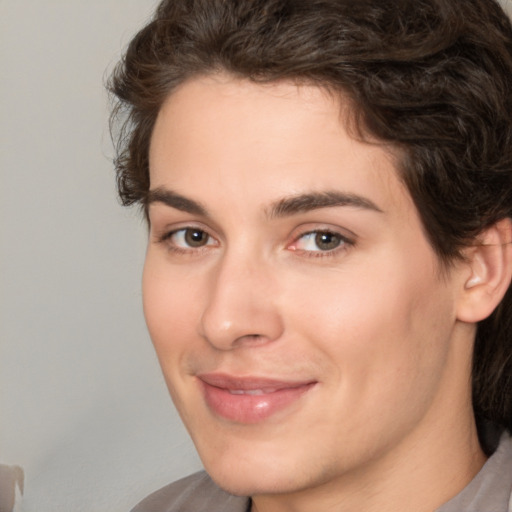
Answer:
[{"xmin": 199, "ymin": 246, "xmax": 283, "ymax": 350}]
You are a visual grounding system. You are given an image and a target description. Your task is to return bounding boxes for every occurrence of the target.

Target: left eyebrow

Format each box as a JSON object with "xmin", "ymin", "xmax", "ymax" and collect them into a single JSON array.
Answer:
[{"xmin": 266, "ymin": 191, "xmax": 383, "ymax": 219}]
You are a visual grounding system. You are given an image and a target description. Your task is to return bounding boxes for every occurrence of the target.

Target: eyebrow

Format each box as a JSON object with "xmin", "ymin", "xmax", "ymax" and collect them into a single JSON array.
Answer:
[
  {"xmin": 145, "ymin": 187, "xmax": 207, "ymax": 216},
  {"xmin": 145, "ymin": 187, "xmax": 383, "ymax": 219},
  {"xmin": 267, "ymin": 191, "xmax": 383, "ymax": 219}
]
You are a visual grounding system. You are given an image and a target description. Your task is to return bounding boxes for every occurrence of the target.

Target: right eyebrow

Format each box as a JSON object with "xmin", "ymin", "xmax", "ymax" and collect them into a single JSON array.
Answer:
[{"xmin": 144, "ymin": 187, "xmax": 207, "ymax": 216}]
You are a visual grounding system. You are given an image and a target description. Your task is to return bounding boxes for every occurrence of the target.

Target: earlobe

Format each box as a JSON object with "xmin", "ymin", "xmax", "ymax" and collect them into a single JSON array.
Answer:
[{"xmin": 456, "ymin": 218, "xmax": 512, "ymax": 323}]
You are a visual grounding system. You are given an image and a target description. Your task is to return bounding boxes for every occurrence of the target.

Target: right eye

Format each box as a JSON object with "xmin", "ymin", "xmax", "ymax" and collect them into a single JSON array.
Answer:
[{"xmin": 165, "ymin": 228, "xmax": 215, "ymax": 249}]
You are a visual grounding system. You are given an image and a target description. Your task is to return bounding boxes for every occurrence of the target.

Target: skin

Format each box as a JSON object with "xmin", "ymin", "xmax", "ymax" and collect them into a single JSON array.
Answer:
[{"xmin": 143, "ymin": 75, "xmax": 486, "ymax": 512}]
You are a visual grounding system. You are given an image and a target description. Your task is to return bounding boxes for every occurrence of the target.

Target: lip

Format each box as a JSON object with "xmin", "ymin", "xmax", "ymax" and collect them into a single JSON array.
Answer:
[{"xmin": 198, "ymin": 373, "xmax": 316, "ymax": 424}]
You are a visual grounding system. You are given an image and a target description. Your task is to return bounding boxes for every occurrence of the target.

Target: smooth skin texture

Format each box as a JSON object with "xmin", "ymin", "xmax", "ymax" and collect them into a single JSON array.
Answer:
[{"xmin": 144, "ymin": 75, "xmax": 492, "ymax": 512}]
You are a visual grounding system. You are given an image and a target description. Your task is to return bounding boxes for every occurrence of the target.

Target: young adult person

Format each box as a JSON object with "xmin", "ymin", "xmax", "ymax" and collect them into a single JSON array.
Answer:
[{"xmin": 109, "ymin": 1, "xmax": 512, "ymax": 510}]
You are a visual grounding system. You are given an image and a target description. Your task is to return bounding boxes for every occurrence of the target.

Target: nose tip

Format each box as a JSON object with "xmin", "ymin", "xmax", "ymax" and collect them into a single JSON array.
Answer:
[
  {"xmin": 199, "ymin": 259, "xmax": 284, "ymax": 350},
  {"xmin": 200, "ymin": 300, "xmax": 284, "ymax": 350}
]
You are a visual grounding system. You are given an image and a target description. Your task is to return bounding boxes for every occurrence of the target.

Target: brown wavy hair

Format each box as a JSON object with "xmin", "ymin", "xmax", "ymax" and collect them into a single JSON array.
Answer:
[{"xmin": 109, "ymin": 0, "xmax": 512, "ymax": 432}]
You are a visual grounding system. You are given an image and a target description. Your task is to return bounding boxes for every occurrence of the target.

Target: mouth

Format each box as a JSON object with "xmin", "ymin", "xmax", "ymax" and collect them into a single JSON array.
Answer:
[{"xmin": 197, "ymin": 373, "xmax": 317, "ymax": 424}]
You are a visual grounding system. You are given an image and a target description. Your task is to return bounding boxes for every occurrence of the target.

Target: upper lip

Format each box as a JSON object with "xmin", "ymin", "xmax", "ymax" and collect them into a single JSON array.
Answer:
[{"xmin": 197, "ymin": 373, "xmax": 316, "ymax": 392}]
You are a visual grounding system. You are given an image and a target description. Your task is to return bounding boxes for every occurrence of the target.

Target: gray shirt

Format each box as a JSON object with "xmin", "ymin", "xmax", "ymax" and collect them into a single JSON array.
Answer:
[
  {"xmin": 437, "ymin": 433, "xmax": 512, "ymax": 512},
  {"xmin": 132, "ymin": 433, "xmax": 512, "ymax": 512}
]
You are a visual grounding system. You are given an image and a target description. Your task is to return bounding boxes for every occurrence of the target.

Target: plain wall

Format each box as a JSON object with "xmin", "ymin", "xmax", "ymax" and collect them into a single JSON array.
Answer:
[
  {"xmin": 1, "ymin": 1, "xmax": 511, "ymax": 511},
  {"xmin": 0, "ymin": 2, "xmax": 202, "ymax": 512}
]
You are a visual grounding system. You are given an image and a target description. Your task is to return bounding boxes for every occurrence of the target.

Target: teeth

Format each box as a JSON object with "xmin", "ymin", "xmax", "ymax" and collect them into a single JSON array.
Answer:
[{"xmin": 229, "ymin": 389, "xmax": 276, "ymax": 395}]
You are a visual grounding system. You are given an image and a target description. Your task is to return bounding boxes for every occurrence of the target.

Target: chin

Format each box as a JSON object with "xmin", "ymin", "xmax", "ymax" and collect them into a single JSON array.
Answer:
[
  {"xmin": 206, "ymin": 468, "xmax": 299, "ymax": 497},
  {"xmin": 199, "ymin": 445, "xmax": 320, "ymax": 498}
]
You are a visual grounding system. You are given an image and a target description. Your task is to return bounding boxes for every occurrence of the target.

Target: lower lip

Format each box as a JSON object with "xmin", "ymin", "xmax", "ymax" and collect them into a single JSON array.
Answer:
[{"xmin": 201, "ymin": 381, "xmax": 315, "ymax": 424}]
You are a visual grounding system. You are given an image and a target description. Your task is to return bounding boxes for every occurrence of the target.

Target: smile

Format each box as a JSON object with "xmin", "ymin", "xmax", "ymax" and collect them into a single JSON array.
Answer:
[
  {"xmin": 198, "ymin": 373, "xmax": 316, "ymax": 424},
  {"xmin": 228, "ymin": 388, "xmax": 277, "ymax": 395}
]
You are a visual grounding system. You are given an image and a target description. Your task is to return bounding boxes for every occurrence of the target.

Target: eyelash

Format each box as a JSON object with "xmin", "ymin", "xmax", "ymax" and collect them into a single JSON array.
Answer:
[
  {"xmin": 156, "ymin": 227, "xmax": 355, "ymax": 258},
  {"xmin": 289, "ymin": 229, "xmax": 354, "ymax": 258},
  {"xmin": 157, "ymin": 227, "xmax": 217, "ymax": 255}
]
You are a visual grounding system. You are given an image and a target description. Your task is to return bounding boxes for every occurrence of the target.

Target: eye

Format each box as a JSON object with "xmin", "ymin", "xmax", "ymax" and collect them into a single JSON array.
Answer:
[
  {"xmin": 290, "ymin": 230, "xmax": 349, "ymax": 253},
  {"xmin": 166, "ymin": 228, "xmax": 215, "ymax": 249}
]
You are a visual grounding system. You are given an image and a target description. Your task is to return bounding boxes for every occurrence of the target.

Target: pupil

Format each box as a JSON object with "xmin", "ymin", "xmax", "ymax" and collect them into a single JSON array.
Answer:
[
  {"xmin": 185, "ymin": 229, "xmax": 207, "ymax": 247},
  {"xmin": 315, "ymin": 232, "xmax": 340, "ymax": 250}
]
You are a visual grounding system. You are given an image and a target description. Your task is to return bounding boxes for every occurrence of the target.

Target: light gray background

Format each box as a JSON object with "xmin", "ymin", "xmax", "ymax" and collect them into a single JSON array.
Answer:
[
  {"xmin": 0, "ymin": 2, "xmax": 202, "ymax": 512},
  {"xmin": 1, "ymin": 1, "xmax": 511, "ymax": 511}
]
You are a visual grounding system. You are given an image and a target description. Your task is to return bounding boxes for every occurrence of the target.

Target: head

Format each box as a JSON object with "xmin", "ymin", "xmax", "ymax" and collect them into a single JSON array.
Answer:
[{"xmin": 109, "ymin": 0, "xmax": 512, "ymax": 500}]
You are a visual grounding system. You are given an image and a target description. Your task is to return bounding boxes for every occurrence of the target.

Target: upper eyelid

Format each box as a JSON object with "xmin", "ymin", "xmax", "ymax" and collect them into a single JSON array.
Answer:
[
  {"xmin": 156, "ymin": 227, "xmax": 219, "ymax": 255},
  {"xmin": 152, "ymin": 221, "xmax": 214, "ymax": 238},
  {"xmin": 290, "ymin": 223, "xmax": 357, "ymax": 242},
  {"xmin": 160, "ymin": 226, "xmax": 216, "ymax": 243},
  {"xmin": 149, "ymin": 213, "xmax": 225, "ymax": 241},
  {"xmin": 152, "ymin": 221, "xmax": 356, "ymax": 248},
  {"xmin": 291, "ymin": 229, "xmax": 352, "ymax": 246},
  {"xmin": 296, "ymin": 228, "xmax": 350, "ymax": 239},
  {"xmin": 286, "ymin": 225, "xmax": 357, "ymax": 254}
]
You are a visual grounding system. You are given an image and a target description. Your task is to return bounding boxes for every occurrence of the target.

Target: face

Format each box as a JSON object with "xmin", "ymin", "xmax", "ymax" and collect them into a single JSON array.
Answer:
[{"xmin": 144, "ymin": 75, "xmax": 472, "ymax": 499}]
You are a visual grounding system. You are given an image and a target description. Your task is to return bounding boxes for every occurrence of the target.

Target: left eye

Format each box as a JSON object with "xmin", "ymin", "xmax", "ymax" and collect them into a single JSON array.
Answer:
[
  {"xmin": 169, "ymin": 228, "xmax": 214, "ymax": 248},
  {"xmin": 292, "ymin": 231, "xmax": 346, "ymax": 252}
]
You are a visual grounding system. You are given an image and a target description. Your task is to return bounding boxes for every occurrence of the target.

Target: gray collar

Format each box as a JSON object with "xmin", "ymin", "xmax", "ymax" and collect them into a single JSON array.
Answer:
[{"xmin": 436, "ymin": 432, "xmax": 512, "ymax": 512}]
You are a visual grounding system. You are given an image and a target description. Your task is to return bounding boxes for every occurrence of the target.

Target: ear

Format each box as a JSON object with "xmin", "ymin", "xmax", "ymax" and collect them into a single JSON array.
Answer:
[{"xmin": 456, "ymin": 218, "xmax": 512, "ymax": 323}]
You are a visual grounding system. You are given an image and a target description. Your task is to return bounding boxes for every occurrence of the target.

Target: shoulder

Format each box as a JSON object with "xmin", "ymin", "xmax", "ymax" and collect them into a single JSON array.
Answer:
[{"xmin": 130, "ymin": 471, "xmax": 250, "ymax": 512}]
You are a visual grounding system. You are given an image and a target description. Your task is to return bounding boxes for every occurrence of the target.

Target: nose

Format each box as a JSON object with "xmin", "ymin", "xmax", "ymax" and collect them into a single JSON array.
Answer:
[{"xmin": 199, "ymin": 252, "xmax": 284, "ymax": 350}]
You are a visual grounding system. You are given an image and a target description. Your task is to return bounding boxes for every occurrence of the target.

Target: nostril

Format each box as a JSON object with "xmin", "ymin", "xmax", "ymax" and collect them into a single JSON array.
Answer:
[
  {"xmin": 232, "ymin": 333, "xmax": 269, "ymax": 347},
  {"xmin": 199, "ymin": 277, "xmax": 285, "ymax": 349}
]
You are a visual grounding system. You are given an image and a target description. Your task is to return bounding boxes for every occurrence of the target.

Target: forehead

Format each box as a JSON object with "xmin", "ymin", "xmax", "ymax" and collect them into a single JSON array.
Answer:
[
  {"xmin": 149, "ymin": 74, "xmax": 412, "ymax": 221},
  {"xmin": 150, "ymin": 75, "xmax": 351, "ymax": 165}
]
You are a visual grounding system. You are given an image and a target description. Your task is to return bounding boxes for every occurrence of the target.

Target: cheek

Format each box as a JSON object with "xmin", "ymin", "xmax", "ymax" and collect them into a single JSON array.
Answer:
[
  {"xmin": 286, "ymin": 273, "xmax": 455, "ymax": 461},
  {"xmin": 283, "ymin": 259, "xmax": 455, "ymax": 399},
  {"xmin": 142, "ymin": 258, "xmax": 208, "ymax": 421},
  {"xmin": 142, "ymin": 258, "xmax": 201, "ymax": 362}
]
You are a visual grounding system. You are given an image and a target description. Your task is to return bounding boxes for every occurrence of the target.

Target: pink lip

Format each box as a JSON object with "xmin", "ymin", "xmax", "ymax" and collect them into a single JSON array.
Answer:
[{"xmin": 198, "ymin": 373, "xmax": 316, "ymax": 424}]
